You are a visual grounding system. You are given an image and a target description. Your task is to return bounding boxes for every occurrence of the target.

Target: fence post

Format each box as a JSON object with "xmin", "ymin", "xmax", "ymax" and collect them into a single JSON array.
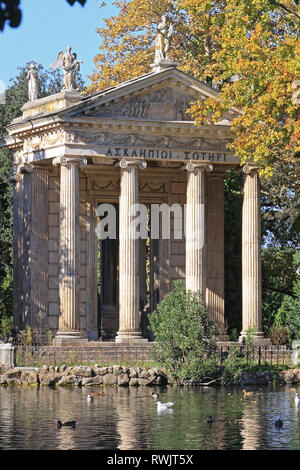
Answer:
[
  {"xmin": 0, "ymin": 343, "xmax": 16, "ymax": 368},
  {"xmin": 270, "ymin": 347, "xmax": 273, "ymax": 366},
  {"xmin": 258, "ymin": 346, "xmax": 261, "ymax": 367},
  {"xmin": 220, "ymin": 346, "xmax": 223, "ymax": 365}
]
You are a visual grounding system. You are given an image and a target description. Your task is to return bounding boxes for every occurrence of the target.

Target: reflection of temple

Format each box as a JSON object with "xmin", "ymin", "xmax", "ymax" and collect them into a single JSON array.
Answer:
[
  {"xmin": 2, "ymin": 60, "xmax": 270, "ymax": 345},
  {"xmin": 240, "ymin": 395, "xmax": 265, "ymax": 450},
  {"xmin": 116, "ymin": 388, "xmax": 149, "ymax": 450}
]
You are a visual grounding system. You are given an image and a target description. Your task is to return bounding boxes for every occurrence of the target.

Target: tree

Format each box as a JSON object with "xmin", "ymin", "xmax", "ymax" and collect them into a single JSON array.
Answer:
[
  {"xmin": 261, "ymin": 160, "xmax": 300, "ymax": 248},
  {"xmin": 273, "ymin": 279, "xmax": 300, "ymax": 344},
  {"xmin": 148, "ymin": 280, "xmax": 219, "ymax": 384},
  {"xmin": 0, "ymin": 0, "xmax": 87, "ymax": 31},
  {"xmin": 88, "ymin": 0, "xmax": 226, "ymax": 93},
  {"xmin": 189, "ymin": 1, "xmax": 300, "ymax": 176},
  {"xmin": 89, "ymin": 1, "xmax": 299, "ymax": 175},
  {"xmin": 262, "ymin": 246, "xmax": 298, "ymax": 332}
]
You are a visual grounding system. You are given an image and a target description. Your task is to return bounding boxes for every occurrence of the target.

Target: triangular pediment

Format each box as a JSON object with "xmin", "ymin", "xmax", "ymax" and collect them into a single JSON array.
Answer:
[
  {"xmin": 60, "ymin": 68, "xmax": 239, "ymax": 124},
  {"xmin": 84, "ymin": 86, "xmax": 194, "ymax": 121}
]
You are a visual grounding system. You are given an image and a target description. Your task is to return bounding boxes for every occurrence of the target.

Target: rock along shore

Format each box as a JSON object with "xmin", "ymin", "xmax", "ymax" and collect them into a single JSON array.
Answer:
[
  {"xmin": 1, "ymin": 365, "xmax": 300, "ymax": 387},
  {"xmin": 0, "ymin": 365, "xmax": 168, "ymax": 387}
]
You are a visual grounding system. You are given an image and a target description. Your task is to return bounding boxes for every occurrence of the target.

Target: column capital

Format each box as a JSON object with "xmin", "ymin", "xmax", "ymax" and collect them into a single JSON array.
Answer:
[
  {"xmin": 184, "ymin": 160, "xmax": 213, "ymax": 173},
  {"xmin": 52, "ymin": 156, "xmax": 87, "ymax": 168},
  {"xmin": 9, "ymin": 172, "xmax": 23, "ymax": 183},
  {"xmin": 242, "ymin": 162, "xmax": 260, "ymax": 174},
  {"xmin": 19, "ymin": 163, "xmax": 34, "ymax": 174},
  {"xmin": 117, "ymin": 158, "xmax": 147, "ymax": 170},
  {"xmin": 9, "ymin": 163, "xmax": 34, "ymax": 183}
]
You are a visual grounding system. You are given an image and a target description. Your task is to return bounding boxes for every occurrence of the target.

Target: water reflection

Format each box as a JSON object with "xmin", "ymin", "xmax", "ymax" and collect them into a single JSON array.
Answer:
[{"xmin": 0, "ymin": 385, "xmax": 300, "ymax": 450}]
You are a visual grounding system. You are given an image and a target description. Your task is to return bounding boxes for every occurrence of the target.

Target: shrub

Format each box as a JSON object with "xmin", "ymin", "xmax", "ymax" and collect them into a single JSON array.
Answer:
[
  {"xmin": 0, "ymin": 316, "xmax": 13, "ymax": 342},
  {"xmin": 269, "ymin": 326, "xmax": 290, "ymax": 345},
  {"xmin": 148, "ymin": 280, "xmax": 220, "ymax": 384},
  {"xmin": 274, "ymin": 280, "xmax": 300, "ymax": 344}
]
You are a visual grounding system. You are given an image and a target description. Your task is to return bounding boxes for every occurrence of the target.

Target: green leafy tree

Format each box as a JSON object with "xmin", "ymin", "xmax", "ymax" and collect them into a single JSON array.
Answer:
[
  {"xmin": 261, "ymin": 161, "xmax": 300, "ymax": 248},
  {"xmin": 274, "ymin": 279, "xmax": 300, "ymax": 344},
  {"xmin": 148, "ymin": 280, "xmax": 219, "ymax": 384},
  {"xmin": 262, "ymin": 247, "xmax": 298, "ymax": 332}
]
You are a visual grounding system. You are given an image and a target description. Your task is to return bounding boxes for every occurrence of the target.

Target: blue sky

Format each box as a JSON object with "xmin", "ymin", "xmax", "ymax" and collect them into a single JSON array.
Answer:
[{"xmin": 0, "ymin": 0, "xmax": 117, "ymax": 89}]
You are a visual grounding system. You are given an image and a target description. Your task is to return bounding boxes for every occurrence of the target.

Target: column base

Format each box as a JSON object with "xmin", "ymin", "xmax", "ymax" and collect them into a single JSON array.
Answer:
[
  {"xmin": 53, "ymin": 331, "xmax": 88, "ymax": 346},
  {"xmin": 115, "ymin": 331, "xmax": 149, "ymax": 344},
  {"xmin": 239, "ymin": 331, "xmax": 271, "ymax": 346}
]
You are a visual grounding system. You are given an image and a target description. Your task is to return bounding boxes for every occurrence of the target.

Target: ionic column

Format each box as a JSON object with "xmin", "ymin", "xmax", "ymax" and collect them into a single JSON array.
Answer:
[
  {"xmin": 53, "ymin": 156, "xmax": 87, "ymax": 344},
  {"xmin": 116, "ymin": 158, "xmax": 147, "ymax": 343},
  {"xmin": 10, "ymin": 165, "xmax": 30, "ymax": 329},
  {"xmin": 240, "ymin": 162, "xmax": 269, "ymax": 344},
  {"xmin": 29, "ymin": 165, "xmax": 49, "ymax": 332},
  {"xmin": 185, "ymin": 161, "xmax": 213, "ymax": 297}
]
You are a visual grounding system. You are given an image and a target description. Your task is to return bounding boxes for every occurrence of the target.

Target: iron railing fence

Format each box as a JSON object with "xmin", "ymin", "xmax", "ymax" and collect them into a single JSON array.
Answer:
[
  {"xmin": 218, "ymin": 345, "xmax": 293, "ymax": 367},
  {"xmin": 13, "ymin": 344, "xmax": 294, "ymax": 368},
  {"xmin": 15, "ymin": 345, "xmax": 154, "ymax": 368}
]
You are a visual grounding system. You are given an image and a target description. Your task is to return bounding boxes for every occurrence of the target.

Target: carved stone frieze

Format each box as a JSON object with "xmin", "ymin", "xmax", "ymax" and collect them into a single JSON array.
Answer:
[
  {"xmin": 84, "ymin": 87, "xmax": 193, "ymax": 121},
  {"xmin": 91, "ymin": 179, "xmax": 120, "ymax": 191},
  {"xmin": 66, "ymin": 129, "xmax": 232, "ymax": 152},
  {"xmin": 23, "ymin": 129, "xmax": 65, "ymax": 153},
  {"xmin": 139, "ymin": 182, "xmax": 166, "ymax": 193}
]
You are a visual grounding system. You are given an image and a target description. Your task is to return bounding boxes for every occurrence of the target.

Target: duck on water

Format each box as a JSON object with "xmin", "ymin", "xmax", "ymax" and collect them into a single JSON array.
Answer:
[{"xmin": 57, "ymin": 420, "xmax": 76, "ymax": 429}]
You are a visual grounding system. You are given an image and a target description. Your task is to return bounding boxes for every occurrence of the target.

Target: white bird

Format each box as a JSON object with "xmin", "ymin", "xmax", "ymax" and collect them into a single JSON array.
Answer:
[
  {"xmin": 295, "ymin": 393, "xmax": 300, "ymax": 405},
  {"xmin": 156, "ymin": 401, "xmax": 175, "ymax": 410},
  {"xmin": 87, "ymin": 394, "xmax": 94, "ymax": 402}
]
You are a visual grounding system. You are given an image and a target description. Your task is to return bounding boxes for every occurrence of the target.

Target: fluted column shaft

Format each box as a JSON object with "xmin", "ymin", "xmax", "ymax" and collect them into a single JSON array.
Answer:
[
  {"xmin": 29, "ymin": 166, "xmax": 48, "ymax": 331},
  {"xmin": 53, "ymin": 156, "xmax": 87, "ymax": 342},
  {"xmin": 241, "ymin": 163, "xmax": 268, "ymax": 342},
  {"xmin": 185, "ymin": 161, "xmax": 213, "ymax": 297},
  {"xmin": 116, "ymin": 158, "xmax": 147, "ymax": 343}
]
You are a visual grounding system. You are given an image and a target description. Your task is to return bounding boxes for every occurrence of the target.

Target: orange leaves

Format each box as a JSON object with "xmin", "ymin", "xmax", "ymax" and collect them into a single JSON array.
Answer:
[{"xmin": 87, "ymin": 0, "xmax": 300, "ymax": 175}]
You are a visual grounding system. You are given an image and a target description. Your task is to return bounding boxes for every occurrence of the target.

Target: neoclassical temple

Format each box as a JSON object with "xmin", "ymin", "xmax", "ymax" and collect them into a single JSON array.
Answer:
[{"xmin": 2, "ymin": 58, "xmax": 269, "ymax": 345}]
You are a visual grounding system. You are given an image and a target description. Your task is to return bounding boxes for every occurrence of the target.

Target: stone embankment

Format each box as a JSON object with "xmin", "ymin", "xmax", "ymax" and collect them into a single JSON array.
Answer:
[
  {"xmin": 0, "ymin": 365, "xmax": 168, "ymax": 387},
  {"xmin": 229, "ymin": 369, "xmax": 300, "ymax": 386},
  {"xmin": 1, "ymin": 365, "xmax": 300, "ymax": 387}
]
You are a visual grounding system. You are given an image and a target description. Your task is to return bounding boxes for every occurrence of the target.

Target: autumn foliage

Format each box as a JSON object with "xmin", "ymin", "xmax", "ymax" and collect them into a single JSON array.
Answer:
[{"xmin": 88, "ymin": 0, "xmax": 300, "ymax": 174}]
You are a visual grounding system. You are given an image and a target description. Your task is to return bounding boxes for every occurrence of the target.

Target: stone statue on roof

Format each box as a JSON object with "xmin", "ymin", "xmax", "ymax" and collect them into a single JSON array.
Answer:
[
  {"xmin": 50, "ymin": 46, "xmax": 83, "ymax": 91},
  {"xmin": 26, "ymin": 62, "xmax": 39, "ymax": 101},
  {"xmin": 292, "ymin": 80, "xmax": 300, "ymax": 105},
  {"xmin": 154, "ymin": 15, "xmax": 174, "ymax": 64}
]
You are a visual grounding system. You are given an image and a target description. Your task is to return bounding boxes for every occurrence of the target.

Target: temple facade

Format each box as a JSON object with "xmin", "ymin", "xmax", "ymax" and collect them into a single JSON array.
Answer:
[{"xmin": 2, "ymin": 64, "xmax": 269, "ymax": 345}]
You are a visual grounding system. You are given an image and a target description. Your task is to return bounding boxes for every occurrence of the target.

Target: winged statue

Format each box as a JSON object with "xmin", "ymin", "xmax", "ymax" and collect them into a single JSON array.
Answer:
[{"xmin": 50, "ymin": 46, "xmax": 83, "ymax": 91}]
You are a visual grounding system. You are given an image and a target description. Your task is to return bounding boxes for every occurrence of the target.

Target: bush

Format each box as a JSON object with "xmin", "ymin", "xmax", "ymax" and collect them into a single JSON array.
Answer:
[
  {"xmin": 221, "ymin": 344, "xmax": 248, "ymax": 384},
  {"xmin": 148, "ymin": 280, "xmax": 220, "ymax": 384},
  {"xmin": 274, "ymin": 280, "xmax": 300, "ymax": 344},
  {"xmin": 269, "ymin": 326, "xmax": 290, "ymax": 345},
  {"xmin": 0, "ymin": 316, "xmax": 13, "ymax": 342}
]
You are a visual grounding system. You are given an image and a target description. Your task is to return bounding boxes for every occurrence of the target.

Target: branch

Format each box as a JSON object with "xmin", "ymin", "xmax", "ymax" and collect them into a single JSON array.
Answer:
[
  {"xmin": 269, "ymin": 1, "xmax": 300, "ymax": 19},
  {"xmin": 197, "ymin": 378, "xmax": 221, "ymax": 386},
  {"xmin": 263, "ymin": 284, "xmax": 295, "ymax": 297}
]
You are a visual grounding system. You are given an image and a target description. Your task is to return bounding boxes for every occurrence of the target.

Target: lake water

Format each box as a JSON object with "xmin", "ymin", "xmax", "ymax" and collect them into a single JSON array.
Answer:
[{"xmin": 0, "ymin": 384, "xmax": 299, "ymax": 450}]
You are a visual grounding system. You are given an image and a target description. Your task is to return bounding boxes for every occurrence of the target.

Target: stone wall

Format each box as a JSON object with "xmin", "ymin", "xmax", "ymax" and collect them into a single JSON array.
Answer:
[
  {"xmin": 0, "ymin": 364, "xmax": 168, "ymax": 387},
  {"xmin": 1, "ymin": 364, "xmax": 300, "ymax": 387}
]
